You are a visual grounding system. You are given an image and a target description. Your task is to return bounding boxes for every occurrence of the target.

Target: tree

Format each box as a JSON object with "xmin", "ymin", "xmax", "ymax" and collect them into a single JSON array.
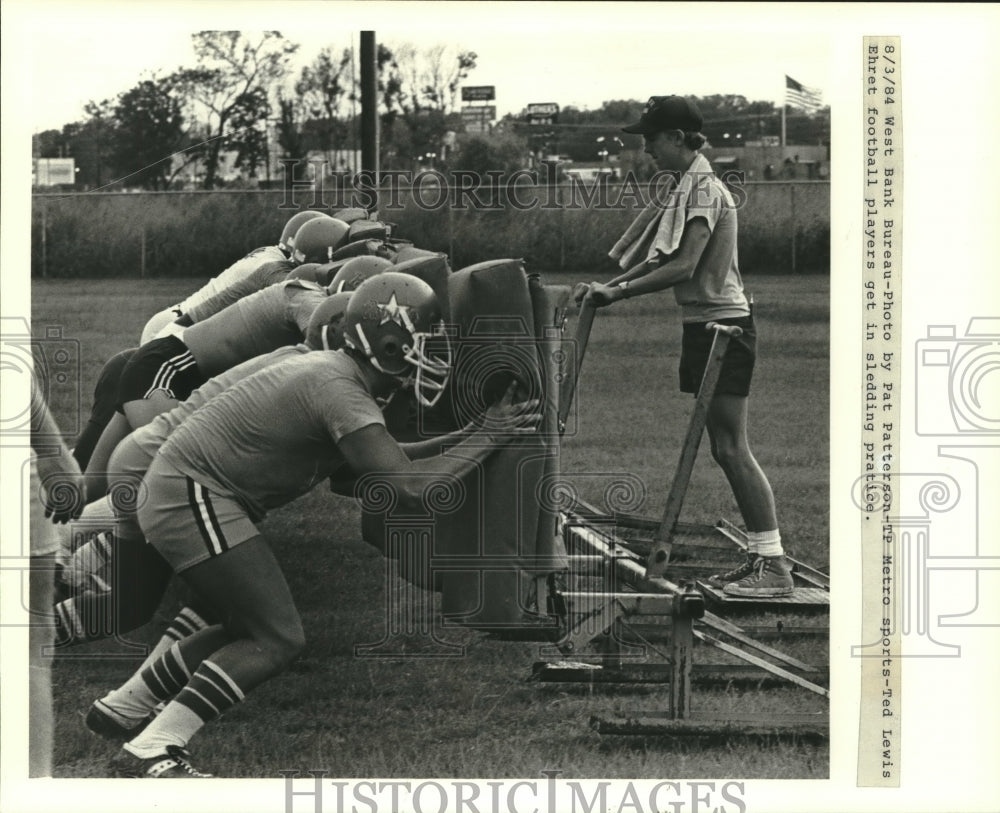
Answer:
[
  {"xmin": 33, "ymin": 129, "xmax": 69, "ymax": 159},
  {"xmin": 377, "ymin": 43, "xmax": 478, "ymax": 170},
  {"xmin": 110, "ymin": 75, "xmax": 189, "ymax": 190},
  {"xmin": 226, "ymin": 87, "xmax": 271, "ymax": 176},
  {"xmin": 450, "ymin": 131, "xmax": 529, "ymax": 177},
  {"xmin": 295, "ymin": 47, "xmax": 353, "ymax": 167},
  {"xmin": 418, "ymin": 45, "xmax": 477, "ymax": 114},
  {"xmin": 274, "ymin": 91, "xmax": 306, "ymax": 164},
  {"xmin": 175, "ymin": 31, "xmax": 298, "ymax": 188},
  {"xmin": 64, "ymin": 99, "xmax": 117, "ymax": 190}
]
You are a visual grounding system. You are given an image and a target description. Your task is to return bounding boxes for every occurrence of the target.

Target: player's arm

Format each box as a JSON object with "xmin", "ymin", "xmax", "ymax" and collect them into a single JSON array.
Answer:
[
  {"xmin": 398, "ymin": 425, "xmax": 475, "ymax": 461},
  {"xmin": 337, "ymin": 384, "xmax": 540, "ymax": 501},
  {"xmin": 398, "ymin": 381, "xmax": 536, "ymax": 460},
  {"xmin": 178, "ymin": 262, "xmax": 290, "ymax": 328},
  {"xmin": 578, "ymin": 217, "xmax": 712, "ymax": 307},
  {"xmin": 180, "ymin": 277, "xmax": 258, "ymax": 326},
  {"xmin": 30, "ymin": 382, "xmax": 85, "ymax": 524}
]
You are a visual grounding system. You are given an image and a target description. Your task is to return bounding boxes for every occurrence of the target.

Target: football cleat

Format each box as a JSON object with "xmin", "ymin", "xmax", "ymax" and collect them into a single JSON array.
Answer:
[
  {"xmin": 342, "ymin": 272, "xmax": 451, "ymax": 407},
  {"xmin": 86, "ymin": 700, "xmax": 153, "ymax": 741},
  {"xmin": 111, "ymin": 745, "xmax": 213, "ymax": 779},
  {"xmin": 722, "ymin": 555, "xmax": 794, "ymax": 598},
  {"xmin": 705, "ymin": 554, "xmax": 759, "ymax": 589}
]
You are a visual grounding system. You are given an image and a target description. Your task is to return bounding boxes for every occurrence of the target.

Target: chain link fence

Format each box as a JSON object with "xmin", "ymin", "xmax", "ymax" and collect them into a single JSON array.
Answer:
[{"xmin": 31, "ymin": 181, "xmax": 828, "ymax": 278}]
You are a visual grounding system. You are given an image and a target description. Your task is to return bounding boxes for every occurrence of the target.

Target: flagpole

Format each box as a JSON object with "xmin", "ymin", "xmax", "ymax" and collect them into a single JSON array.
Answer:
[{"xmin": 780, "ymin": 75, "xmax": 787, "ymax": 149}]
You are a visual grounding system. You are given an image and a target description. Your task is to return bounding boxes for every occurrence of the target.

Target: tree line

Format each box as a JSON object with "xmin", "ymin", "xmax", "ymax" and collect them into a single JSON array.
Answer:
[{"xmin": 33, "ymin": 31, "xmax": 830, "ymax": 191}]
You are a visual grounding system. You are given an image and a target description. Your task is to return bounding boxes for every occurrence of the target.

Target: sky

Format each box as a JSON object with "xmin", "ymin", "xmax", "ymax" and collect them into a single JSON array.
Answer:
[{"xmin": 16, "ymin": 2, "xmax": 831, "ymax": 134}]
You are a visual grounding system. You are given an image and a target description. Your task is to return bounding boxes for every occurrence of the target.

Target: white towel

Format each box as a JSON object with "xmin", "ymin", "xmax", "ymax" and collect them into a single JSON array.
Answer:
[{"xmin": 608, "ymin": 153, "xmax": 714, "ymax": 270}]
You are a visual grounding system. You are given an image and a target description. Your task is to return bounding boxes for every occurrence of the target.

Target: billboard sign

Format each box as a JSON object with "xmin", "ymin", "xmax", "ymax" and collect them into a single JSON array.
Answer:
[
  {"xmin": 461, "ymin": 86, "xmax": 496, "ymax": 102},
  {"xmin": 461, "ymin": 105, "xmax": 496, "ymax": 123},
  {"xmin": 527, "ymin": 102, "xmax": 560, "ymax": 125}
]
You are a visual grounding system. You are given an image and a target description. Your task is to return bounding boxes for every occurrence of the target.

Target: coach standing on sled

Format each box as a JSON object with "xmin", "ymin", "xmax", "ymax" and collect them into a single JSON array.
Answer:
[{"xmin": 575, "ymin": 95, "xmax": 793, "ymax": 598}]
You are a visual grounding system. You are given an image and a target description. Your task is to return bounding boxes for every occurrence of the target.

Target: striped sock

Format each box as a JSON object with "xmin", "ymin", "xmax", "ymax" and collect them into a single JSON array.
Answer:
[
  {"xmin": 747, "ymin": 529, "xmax": 783, "ymax": 558},
  {"xmin": 53, "ymin": 598, "xmax": 84, "ymax": 647},
  {"xmin": 136, "ymin": 607, "xmax": 211, "ymax": 672},
  {"xmin": 101, "ymin": 642, "xmax": 191, "ymax": 720},
  {"xmin": 61, "ymin": 532, "xmax": 114, "ymax": 593},
  {"xmin": 175, "ymin": 660, "xmax": 245, "ymax": 722},
  {"xmin": 124, "ymin": 660, "xmax": 245, "ymax": 757}
]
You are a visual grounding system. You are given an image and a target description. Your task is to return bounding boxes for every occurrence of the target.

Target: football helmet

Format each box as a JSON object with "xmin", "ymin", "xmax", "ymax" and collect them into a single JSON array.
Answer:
[
  {"xmin": 348, "ymin": 219, "xmax": 391, "ymax": 242},
  {"xmin": 392, "ymin": 245, "xmax": 441, "ymax": 264},
  {"xmin": 304, "ymin": 291, "xmax": 353, "ymax": 351},
  {"xmin": 292, "ymin": 217, "xmax": 350, "ymax": 264},
  {"xmin": 328, "ymin": 255, "xmax": 393, "ymax": 294},
  {"xmin": 285, "ymin": 262, "xmax": 326, "ymax": 284},
  {"xmin": 342, "ymin": 272, "xmax": 451, "ymax": 406},
  {"xmin": 278, "ymin": 211, "xmax": 328, "ymax": 255},
  {"xmin": 331, "ymin": 207, "xmax": 371, "ymax": 224}
]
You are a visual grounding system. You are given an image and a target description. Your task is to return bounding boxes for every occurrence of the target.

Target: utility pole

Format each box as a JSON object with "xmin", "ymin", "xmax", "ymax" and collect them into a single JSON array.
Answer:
[{"xmin": 360, "ymin": 31, "xmax": 379, "ymax": 218}]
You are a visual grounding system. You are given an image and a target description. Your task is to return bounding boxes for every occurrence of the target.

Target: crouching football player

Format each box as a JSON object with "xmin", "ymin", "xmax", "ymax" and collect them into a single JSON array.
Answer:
[{"xmin": 96, "ymin": 274, "xmax": 540, "ymax": 777}]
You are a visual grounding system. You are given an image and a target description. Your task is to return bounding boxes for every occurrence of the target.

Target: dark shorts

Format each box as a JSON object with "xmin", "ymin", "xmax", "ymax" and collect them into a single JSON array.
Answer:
[
  {"xmin": 73, "ymin": 347, "xmax": 139, "ymax": 468},
  {"xmin": 679, "ymin": 315, "xmax": 757, "ymax": 397},
  {"xmin": 116, "ymin": 335, "xmax": 206, "ymax": 413}
]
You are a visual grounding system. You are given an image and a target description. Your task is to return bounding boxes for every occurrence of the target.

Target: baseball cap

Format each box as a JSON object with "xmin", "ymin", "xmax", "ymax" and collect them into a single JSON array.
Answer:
[{"xmin": 622, "ymin": 96, "xmax": 704, "ymax": 135}]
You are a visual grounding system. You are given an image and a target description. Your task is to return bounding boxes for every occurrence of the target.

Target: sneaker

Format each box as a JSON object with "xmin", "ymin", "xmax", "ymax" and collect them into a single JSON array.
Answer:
[
  {"xmin": 111, "ymin": 745, "xmax": 213, "ymax": 778},
  {"xmin": 723, "ymin": 555, "xmax": 794, "ymax": 598},
  {"xmin": 705, "ymin": 554, "xmax": 759, "ymax": 589},
  {"xmin": 85, "ymin": 701, "xmax": 152, "ymax": 741}
]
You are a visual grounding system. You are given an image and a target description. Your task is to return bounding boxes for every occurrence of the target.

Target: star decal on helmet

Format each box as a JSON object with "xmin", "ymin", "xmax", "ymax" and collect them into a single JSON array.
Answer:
[{"xmin": 376, "ymin": 293, "xmax": 416, "ymax": 332}]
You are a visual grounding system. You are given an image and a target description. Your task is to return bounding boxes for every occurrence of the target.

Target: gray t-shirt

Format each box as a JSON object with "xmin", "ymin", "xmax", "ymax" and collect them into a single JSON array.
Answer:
[
  {"xmin": 159, "ymin": 350, "xmax": 385, "ymax": 519},
  {"xmin": 181, "ymin": 279, "xmax": 327, "ymax": 378},
  {"xmin": 672, "ymin": 173, "xmax": 750, "ymax": 323},
  {"xmin": 184, "ymin": 260, "xmax": 294, "ymax": 324},
  {"xmin": 130, "ymin": 344, "xmax": 309, "ymax": 461}
]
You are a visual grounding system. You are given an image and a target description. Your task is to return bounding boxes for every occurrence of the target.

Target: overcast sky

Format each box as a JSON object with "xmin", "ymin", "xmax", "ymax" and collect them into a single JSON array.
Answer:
[{"xmin": 17, "ymin": 2, "xmax": 831, "ymax": 133}]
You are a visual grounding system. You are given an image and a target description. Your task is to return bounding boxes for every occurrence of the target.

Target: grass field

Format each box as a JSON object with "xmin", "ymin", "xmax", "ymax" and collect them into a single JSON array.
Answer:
[{"xmin": 32, "ymin": 271, "xmax": 829, "ymax": 780}]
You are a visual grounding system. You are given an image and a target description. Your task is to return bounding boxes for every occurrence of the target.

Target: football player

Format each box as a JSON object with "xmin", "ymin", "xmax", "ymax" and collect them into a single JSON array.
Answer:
[
  {"xmin": 56, "ymin": 292, "xmax": 356, "ymax": 653},
  {"xmin": 82, "ymin": 274, "xmax": 335, "ymax": 502},
  {"xmin": 29, "ymin": 381, "xmax": 85, "ymax": 776},
  {"xmin": 138, "ymin": 211, "xmax": 333, "ymax": 345},
  {"xmin": 95, "ymin": 274, "xmax": 540, "ymax": 778}
]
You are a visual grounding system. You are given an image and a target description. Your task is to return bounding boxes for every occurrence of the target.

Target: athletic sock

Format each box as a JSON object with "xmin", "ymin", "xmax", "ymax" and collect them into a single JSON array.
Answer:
[
  {"xmin": 123, "ymin": 660, "xmax": 245, "ymax": 757},
  {"xmin": 746, "ymin": 529, "xmax": 783, "ymax": 558},
  {"xmin": 136, "ymin": 607, "xmax": 212, "ymax": 672},
  {"xmin": 62, "ymin": 531, "xmax": 115, "ymax": 592},
  {"xmin": 53, "ymin": 599, "xmax": 84, "ymax": 648},
  {"xmin": 100, "ymin": 642, "xmax": 191, "ymax": 720}
]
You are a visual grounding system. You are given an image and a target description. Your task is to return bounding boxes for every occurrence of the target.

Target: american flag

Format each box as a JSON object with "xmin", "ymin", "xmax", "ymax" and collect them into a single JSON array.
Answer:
[{"xmin": 785, "ymin": 75, "xmax": 823, "ymax": 113}]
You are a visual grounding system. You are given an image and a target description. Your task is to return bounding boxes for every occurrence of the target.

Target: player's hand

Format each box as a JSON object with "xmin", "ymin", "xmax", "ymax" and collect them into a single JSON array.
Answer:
[
  {"xmin": 585, "ymin": 282, "xmax": 622, "ymax": 308},
  {"xmin": 482, "ymin": 380, "xmax": 542, "ymax": 436},
  {"xmin": 572, "ymin": 282, "xmax": 592, "ymax": 305},
  {"xmin": 38, "ymin": 467, "xmax": 86, "ymax": 524}
]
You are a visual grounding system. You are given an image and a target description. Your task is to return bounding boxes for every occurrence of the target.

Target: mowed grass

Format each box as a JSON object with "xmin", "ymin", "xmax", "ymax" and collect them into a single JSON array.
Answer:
[{"xmin": 32, "ymin": 272, "xmax": 829, "ymax": 780}]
